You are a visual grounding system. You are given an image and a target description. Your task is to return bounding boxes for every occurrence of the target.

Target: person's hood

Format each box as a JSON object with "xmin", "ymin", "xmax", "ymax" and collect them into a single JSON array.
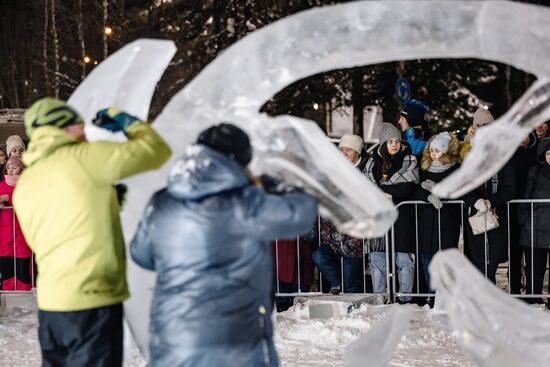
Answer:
[
  {"xmin": 23, "ymin": 126, "xmax": 78, "ymax": 167},
  {"xmin": 167, "ymin": 144, "xmax": 249, "ymax": 201},
  {"xmin": 520, "ymin": 131, "xmax": 538, "ymax": 151},
  {"xmin": 536, "ymin": 138, "xmax": 550, "ymax": 163}
]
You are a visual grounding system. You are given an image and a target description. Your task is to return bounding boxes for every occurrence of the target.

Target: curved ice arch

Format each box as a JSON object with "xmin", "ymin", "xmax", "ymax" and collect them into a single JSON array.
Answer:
[{"xmin": 68, "ymin": 0, "xmax": 550, "ymax": 359}]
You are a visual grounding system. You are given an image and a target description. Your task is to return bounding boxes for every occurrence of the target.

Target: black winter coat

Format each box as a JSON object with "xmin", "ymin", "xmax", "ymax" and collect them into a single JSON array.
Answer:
[
  {"xmin": 416, "ymin": 164, "xmax": 462, "ymax": 255},
  {"xmin": 365, "ymin": 146, "xmax": 419, "ymax": 253},
  {"xmin": 508, "ymin": 133, "xmax": 538, "ymax": 246},
  {"xmin": 519, "ymin": 139, "xmax": 550, "ymax": 249},
  {"xmin": 462, "ymin": 160, "xmax": 517, "ymax": 265}
]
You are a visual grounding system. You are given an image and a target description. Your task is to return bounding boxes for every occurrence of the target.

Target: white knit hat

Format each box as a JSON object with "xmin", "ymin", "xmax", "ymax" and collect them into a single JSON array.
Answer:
[
  {"xmin": 338, "ymin": 134, "xmax": 364, "ymax": 155},
  {"xmin": 473, "ymin": 108, "xmax": 494, "ymax": 129},
  {"xmin": 6, "ymin": 135, "xmax": 25, "ymax": 157},
  {"xmin": 430, "ymin": 132, "xmax": 452, "ymax": 153}
]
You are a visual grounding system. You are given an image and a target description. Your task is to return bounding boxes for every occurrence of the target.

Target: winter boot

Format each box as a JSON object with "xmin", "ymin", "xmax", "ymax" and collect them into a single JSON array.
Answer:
[{"xmin": 329, "ymin": 285, "xmax": 341, "ymax": 295}]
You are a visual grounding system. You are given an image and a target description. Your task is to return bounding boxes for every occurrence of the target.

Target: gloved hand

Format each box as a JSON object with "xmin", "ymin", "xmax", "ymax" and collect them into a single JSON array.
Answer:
[
  {"xmin": 427, "ymin": 194, "xmax": 443, "ymax": 209},
  {"xmin": 421, "ymin": 180, "xmax": 436, "ymax": 192},
  {"xmin": 115, "ymin": 184, "xmax": 128, "ymax": 210},
  {"xmin": 259, "ymin": 174, "xmax": 298, "ymax": 194},
  {"xmin": 93, "ymin": 108, "xmax": 141, "ymax": 135},
  {"xmin": 474, "ymin": 199, "xmax": 491, "ymax": 213}
]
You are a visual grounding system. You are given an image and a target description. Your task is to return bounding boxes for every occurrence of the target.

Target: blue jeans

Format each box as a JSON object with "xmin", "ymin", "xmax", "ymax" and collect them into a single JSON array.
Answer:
[
  {"xmin": 420, "ymin": 253, "xmax": 434, "ymax": 293},
  {"xmin": 312, "ymin": 245, "xmax": 363, "ymax": 293},
  {"xmin": 370, "ymin": 251, "xmax": 414, "ymax": 302}
]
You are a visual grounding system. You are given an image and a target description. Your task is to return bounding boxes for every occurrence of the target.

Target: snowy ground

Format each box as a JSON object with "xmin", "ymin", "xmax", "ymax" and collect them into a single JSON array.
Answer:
[
  {"xmin": 0, "ymin": 287, "xmax": 547, "ymax": 367},
  {"xmin": 0, "ymin": 293, "xmax": 473, "ymax": 367}
]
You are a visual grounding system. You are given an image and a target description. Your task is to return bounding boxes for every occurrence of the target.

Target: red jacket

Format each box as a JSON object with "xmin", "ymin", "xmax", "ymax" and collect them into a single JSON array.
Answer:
[
  {"xmin": 0, "ymin": 180, "xmax": 31, "ymax": 258},
  {"xmin": 271, "ymin": 238, "xmax": 314, "ymax": 286}
]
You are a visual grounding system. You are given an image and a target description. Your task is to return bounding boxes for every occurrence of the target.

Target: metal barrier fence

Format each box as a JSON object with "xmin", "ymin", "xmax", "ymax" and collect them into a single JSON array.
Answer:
[
  {"xmin": 0, "ymin": 206, "xmax": 35, "ymax": 294},
  {"xmin": 273, "ymin": 199, "xmax": 550, "ymax": 305}
]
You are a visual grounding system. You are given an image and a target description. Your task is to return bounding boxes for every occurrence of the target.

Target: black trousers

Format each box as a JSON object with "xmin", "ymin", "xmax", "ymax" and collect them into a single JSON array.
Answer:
[
  {"xmin": 524, "ymin": 247, "xmax": 549, "ymax": 302},
  {"xmin": 38, "ymin": 303, "xmax": 123, "ymax": 367},
  {"xmin": 472, "ymin": 262, "xmax": 499, "ymax": 284},
  {"xmin": 0, "ymin": 256, "xmax": 32, "ymax": 285}
]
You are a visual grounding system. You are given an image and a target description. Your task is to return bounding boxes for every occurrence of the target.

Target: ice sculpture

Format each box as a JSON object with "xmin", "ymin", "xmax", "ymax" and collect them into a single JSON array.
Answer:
[
  {"xmin": 65, "ymin": 0, "xmax": 550, "ymax": 360},
  {"xmin": 433, "ymin": 80, "xmax": 550, "ymax": 198},
  {"xmin": 430, "ymin": 249, "xmax": 550, "ymax": 367},
  {"xmin": 68, "ymin": 39, "xmax": 176, "ymax": 142},
  {"xmin": 344, "ymin": 305, "xmax": 414, "ymax": 367}
]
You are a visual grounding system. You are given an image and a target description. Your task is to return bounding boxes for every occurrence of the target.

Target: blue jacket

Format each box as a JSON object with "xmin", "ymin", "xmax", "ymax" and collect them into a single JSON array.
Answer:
[
  {"xmin": 404, "ymin": 127, "xmax": 429, "ymax": 157},
  {"xmin": 130, "ymin": 144, "xmax": 318, "ymax": 367}
]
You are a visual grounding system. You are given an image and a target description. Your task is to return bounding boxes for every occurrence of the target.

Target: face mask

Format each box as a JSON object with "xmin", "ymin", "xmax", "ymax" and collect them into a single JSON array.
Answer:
[{"xmin": 4, "ymin": 175, "xmax": 19, "ymax": 186}]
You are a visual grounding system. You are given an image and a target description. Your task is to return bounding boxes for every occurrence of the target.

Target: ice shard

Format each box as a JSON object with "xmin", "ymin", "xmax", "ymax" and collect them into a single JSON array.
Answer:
[
  {"xmin": 68, "ymin": 39, "xmax": 176, "ymax": 142},
  {"xmin": 430, "ymin": 249, "xmax": 550, "ymax": 367},
  {"xmin": 344, "ymin": 305, "xmax": 414, "ymax": 367},
  {"xmin": 433, "ymin": 80, "xmax": 550, "ymax": 198}
]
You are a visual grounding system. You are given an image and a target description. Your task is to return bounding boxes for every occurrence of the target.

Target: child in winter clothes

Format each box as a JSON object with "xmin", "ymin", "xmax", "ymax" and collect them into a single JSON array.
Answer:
[
  {"xmin": 397, "ymin": 99, "xmax": 431, "ymax": 157},
  {"xmin": 364, "ymin": 123, "xmax": 420, "ymax": 302},
  {"xmin": 0, "ymin": 156, "xmax": 32, "ymax": 290},
  {"xmin": 415, "ymin": 132, "xmax": 462, "ymax": 290},
  {"xmin": 519, "ymin": 138, "xmax": 550, "ymax": 303}
]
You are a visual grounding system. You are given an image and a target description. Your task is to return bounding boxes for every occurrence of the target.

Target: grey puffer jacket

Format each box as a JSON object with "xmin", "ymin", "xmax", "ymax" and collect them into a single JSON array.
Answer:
[{"xmin": 130, "ymin": 144, "xmax": 317, "ymax": 367}]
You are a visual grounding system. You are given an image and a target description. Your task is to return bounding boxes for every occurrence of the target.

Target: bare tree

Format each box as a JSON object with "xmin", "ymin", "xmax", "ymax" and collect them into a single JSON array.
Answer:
[
  {"xmin": 103, "ymin": 0, "xmax": 108, "ymax": 58},
  {"xmin": 43, "ymin": 0, "xmax": 49, "ymax": 95},
  {"xmin": 51, "ymin": 0, "xmax": 60, "ymax": 98},
  {"xmin": 78, "ymin": 0, "xmax": 86, "ymax": 80}
]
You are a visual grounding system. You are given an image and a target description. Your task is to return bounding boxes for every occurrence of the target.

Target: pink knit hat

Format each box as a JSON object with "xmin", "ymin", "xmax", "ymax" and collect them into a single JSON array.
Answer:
[{"xmin": 5, "ymin": 156, "xmax": 24, "ymax": 170}]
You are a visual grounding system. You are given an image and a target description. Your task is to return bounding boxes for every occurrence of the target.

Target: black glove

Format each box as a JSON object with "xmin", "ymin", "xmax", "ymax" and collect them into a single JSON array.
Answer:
[
  {"xmin": 259, "ymin": 175, "xmax": 299, "ymax": 194},
  {"xmin": 115, "ymin": 184, "xmax": 128, "ymax": 210}
]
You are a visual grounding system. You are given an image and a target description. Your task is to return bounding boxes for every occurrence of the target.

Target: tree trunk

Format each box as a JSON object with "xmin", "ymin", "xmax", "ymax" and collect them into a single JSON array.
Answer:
[
  {"xmin": 43, "ymin": 0, "xmax": 50, "ymax": 95},
  {"xmin": 352, "ymin": 69, "xmax": 364, "ymax": 137},
  {"xmin": 103, "ymin": 0, "xmax": 109, "ymax": 59},
  {"xmin": 78, "ymin": 0, "xmax": 86, "ymax": 80},
  {"xmin": 10, "ymin": 62, "xmax": 20, "ymax": 108},
  {"xmin": 505, "ymin": 65, "xmax": 512, "ymax": 108},
  {"xmin": 51, "ymin": 0, "xmax": 60, "ymax": 98}
]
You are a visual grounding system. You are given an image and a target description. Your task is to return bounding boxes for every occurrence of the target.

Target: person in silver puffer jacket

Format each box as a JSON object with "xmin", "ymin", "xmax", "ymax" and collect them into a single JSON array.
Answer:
[{"xmin": 130, "ymin": 123, "xmax": 318, "ymax": 367}]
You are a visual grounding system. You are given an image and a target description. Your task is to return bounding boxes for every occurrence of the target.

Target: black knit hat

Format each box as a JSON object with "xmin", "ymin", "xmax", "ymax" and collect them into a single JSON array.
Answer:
[
  {"xmin": 197, "ymin": 123, "xmax": 252, "ymax": 166},
  {"xmin": 400, "ymin": 99, "xmax": 429, "ymax": 126}
]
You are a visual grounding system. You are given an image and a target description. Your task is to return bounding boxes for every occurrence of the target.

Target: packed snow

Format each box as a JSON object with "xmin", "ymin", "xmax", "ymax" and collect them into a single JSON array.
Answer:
[{"xmin": 0, "ymin": 293, "xmax": 473, "ymax": 367}]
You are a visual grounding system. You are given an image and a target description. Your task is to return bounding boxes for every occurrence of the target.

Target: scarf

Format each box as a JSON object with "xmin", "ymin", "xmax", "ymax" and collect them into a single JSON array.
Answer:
[
  {"xmin": 4, "ymin": 175, "xmax": 19, "ymax": 186},
  {"xmin": 427, "ymin": 160, "xmax": 456, "ymax": 173}
]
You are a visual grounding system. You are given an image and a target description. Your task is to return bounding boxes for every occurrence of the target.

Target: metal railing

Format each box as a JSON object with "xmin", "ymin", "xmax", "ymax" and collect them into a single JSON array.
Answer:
[{"xmin": 273, "ymin": 199, "xmax": 550, "ymax": 305}]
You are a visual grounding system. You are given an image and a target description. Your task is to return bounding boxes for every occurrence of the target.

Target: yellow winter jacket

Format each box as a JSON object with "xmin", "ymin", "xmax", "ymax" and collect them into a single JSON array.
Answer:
[{"xmin": 13, "ymin": 122, "xmax": 171, "ymax": 311}]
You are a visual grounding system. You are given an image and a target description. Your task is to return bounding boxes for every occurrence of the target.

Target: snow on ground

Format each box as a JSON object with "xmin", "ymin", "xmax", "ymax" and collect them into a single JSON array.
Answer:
[
  {"xmin": 1, "ymin": 293, "xmax": 473, "ymax": 367},
  {"xmin": 275, "ymin": 297, "xmax": 473, "ymax": 367},
  {"xmin": 0, "ymin": 290, "xmax": 547, "ymax": 367}
]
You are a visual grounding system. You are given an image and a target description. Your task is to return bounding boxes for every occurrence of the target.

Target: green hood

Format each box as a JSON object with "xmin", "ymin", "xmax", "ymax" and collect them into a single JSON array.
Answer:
[{"xmin": 23, "ymin": 126, "xmax": 78, "ymax": 167}]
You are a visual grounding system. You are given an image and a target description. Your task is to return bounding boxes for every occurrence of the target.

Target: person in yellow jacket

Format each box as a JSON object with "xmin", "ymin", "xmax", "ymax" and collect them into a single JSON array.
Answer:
[{"xmin": 13, "ymin": 97, "xmax": 171, "ymax": 367}]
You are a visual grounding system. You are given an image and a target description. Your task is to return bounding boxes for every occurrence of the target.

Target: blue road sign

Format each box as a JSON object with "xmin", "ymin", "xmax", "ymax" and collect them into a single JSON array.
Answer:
[{"xmin": 395, "ymin": 77, "xmax": 411, "ymax": 104}]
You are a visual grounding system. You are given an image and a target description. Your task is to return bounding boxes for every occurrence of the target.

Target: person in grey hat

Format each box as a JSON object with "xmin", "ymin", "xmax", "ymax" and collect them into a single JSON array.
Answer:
[{"xmin": 364, "ymin": 123, "xmax": 419, "ymax": 303}]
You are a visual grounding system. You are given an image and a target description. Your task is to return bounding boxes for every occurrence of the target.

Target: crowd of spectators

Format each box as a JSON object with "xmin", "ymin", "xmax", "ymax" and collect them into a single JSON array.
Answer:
[{"xmin": 272, "ymin": 100, "xmax": 550, "ymax": 309}]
